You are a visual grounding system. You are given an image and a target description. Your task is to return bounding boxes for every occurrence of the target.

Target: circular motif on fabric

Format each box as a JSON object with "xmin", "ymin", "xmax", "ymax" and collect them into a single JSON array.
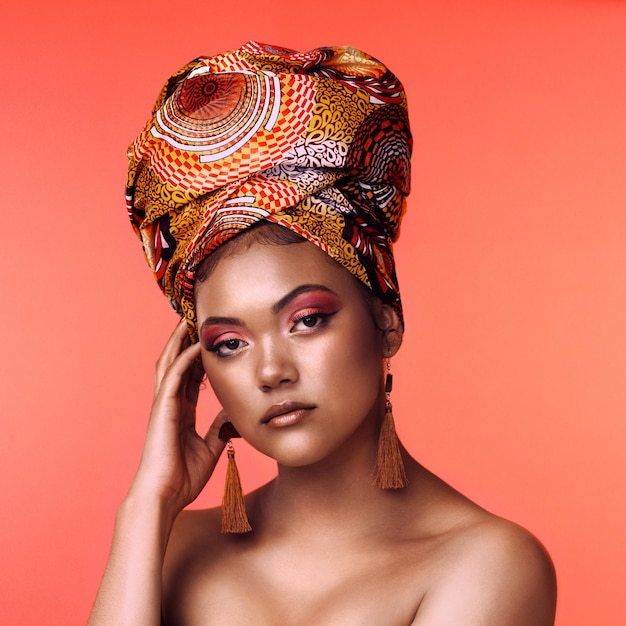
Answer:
[
  {"xmin": 135, "ymin": 68, "xmax": 316, "ymax": 194},
  {"xmin": 346, "ymin": 104, "xmax": 411, "ymax": 194},
  {"xmin": 127, "ymin": 42, "xmax": 411, "ymax": 336},
  {"xmin": 153, "ymin": 69, "xmax": 279, "ymax": 160},
  {"xmin": 176, "ymin": 73, "xmax": 246, "ymax": 123}
]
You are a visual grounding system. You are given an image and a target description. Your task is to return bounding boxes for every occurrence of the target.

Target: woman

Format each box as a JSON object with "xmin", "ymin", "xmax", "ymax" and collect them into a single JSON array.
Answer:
[{"xmin": 90, "ymin": 42, "xmax": 556, "ymax": 624}]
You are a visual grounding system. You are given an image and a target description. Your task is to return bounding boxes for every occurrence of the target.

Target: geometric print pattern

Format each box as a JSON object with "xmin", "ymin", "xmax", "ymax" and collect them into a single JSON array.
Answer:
[{"xmin": 126, "ymin": 41, "xmax": 412, "ymax": 337}]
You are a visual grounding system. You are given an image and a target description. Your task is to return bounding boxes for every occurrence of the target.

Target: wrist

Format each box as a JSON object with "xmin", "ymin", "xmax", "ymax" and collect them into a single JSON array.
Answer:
[{"xmin": 117, "ymin": 490, "xmax": 180, "ymax": 545}]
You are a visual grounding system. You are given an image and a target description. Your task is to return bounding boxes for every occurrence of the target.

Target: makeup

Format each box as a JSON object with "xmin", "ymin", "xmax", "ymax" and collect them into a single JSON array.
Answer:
[
  {"xmin": 200, "ymin": 324, "xmax": 247, "ymax": 357},
  {"xmin": 261, "ymin": 400, "xmax": 316, "ymax": 428},
  {"xmin": 285, "ymin": 291, "xmax": 342, "ymax": 333}
]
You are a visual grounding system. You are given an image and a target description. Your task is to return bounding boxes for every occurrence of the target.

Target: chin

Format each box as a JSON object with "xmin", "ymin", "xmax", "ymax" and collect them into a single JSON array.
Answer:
[{"xmin": 248, "ymin": 431, "xmax": 340, "ymax": 469}]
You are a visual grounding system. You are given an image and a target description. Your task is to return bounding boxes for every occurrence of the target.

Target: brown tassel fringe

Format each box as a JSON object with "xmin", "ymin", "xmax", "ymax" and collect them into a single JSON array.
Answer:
[
  {"xmin": 373, "ymin": 398, "xmax": 409, "ymax": 489},
  {"xmin": 221, "ymin": 442, "xmax": 252, "ymax": 533}
]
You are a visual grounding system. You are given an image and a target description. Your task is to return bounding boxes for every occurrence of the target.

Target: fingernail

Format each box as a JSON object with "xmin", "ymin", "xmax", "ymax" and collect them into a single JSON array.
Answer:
[{"xmin": 218, "ymin": 421, "xmax": 241, "ymax": 440}]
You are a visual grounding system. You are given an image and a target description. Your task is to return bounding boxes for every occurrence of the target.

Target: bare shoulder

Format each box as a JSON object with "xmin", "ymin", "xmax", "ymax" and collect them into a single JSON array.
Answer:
[
  {"xmin": 162, "ymin": 507, "xmax": 223, "ymax": 587},
  {"xmin": 414, "ymin": 512, "xmax": 556, "ymax": 625},
  {"xmin": 166, "ymin": 506, "xmax": 223, "ymax": 551}
]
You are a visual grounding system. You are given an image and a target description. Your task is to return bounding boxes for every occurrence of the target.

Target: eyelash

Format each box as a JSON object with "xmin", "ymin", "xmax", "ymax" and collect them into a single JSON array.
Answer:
[
  {"xmin": 290, "ymin": 310, "xmax": 334, "ymax": 332},
  {"xmin": 206, "ymin": 337, "xmax": 247, "ymax": 358},
  {"xmin": 205, "ymin": 310, "xmax": 336, "ymax": 358}
]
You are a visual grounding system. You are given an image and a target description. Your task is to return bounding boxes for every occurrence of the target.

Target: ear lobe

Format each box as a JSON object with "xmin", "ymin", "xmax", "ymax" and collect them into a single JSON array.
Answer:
[{"xmin": 376, "ymin": 305, "xmax": 403, "ymax": 357}]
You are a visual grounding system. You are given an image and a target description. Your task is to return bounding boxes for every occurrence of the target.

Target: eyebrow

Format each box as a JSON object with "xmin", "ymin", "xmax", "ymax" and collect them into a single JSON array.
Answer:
[
  {"xmin": 199, "ymin": 284, "xmax": 338, "ymax": 333},
  {"xmin": 271, "ymin": 284, "xmax": 338, "ymax": 315},
  {"xmin": 199, "ymin": 316, "xmax": 243, "ymax": 332}
]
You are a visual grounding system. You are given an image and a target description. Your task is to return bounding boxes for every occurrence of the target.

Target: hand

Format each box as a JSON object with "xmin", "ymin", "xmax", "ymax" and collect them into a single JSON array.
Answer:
[{"xmin": 127, "ymin": 318, "xmax": 228, "ymax": 519}]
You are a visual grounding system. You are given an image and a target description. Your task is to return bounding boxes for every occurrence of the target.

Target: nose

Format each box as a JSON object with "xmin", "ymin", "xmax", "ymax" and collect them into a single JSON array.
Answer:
[{"xmin": 256, "ymin": 337, "xmax": 299, "ymax": 391}]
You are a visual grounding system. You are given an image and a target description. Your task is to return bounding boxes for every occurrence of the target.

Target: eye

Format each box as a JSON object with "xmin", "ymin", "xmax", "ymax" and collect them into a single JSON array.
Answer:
[
  {"xmin": 291, "ymin": 312, "xmax": 332, "ymax": 332},
  {"xmin": 207, "ymin": 337, "xmax": 247, "ymax": 357},
  {"xmin": 300, "ymin": 315, "xmax": 321, "ymax": 328}
]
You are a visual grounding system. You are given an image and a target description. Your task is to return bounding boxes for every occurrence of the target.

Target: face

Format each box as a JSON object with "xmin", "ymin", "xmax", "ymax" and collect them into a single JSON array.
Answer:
[{"xmin": 195, "ymin": 238, "xmax": 400, "ymax": 469}]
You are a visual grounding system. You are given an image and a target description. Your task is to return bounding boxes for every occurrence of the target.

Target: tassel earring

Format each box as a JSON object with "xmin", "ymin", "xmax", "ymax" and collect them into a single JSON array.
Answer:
[
  {"xmin": 373, "ymin": 360, "xmax": 408, "ymax": 489},
  {"xmin": 218, "ymin": 422, "xmax": 252, "ymax": 534}
]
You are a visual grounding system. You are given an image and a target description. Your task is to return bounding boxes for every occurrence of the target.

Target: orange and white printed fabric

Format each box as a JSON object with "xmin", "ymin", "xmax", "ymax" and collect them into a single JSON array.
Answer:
[{"xmin": 127, "ymin": 41, "xmax": 412, "ymax": 336}]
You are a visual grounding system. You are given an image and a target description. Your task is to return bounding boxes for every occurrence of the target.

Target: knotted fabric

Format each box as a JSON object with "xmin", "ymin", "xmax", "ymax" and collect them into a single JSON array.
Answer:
[{"xmin": 126, "ymin": 41, "xmax": 412, "ymax": 336}]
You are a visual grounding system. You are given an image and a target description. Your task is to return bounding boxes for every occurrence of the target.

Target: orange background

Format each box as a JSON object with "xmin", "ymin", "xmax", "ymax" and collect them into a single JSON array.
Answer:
[{"xmin": 1, "ymin": 1, "xmax": 625, "ymax": 624}]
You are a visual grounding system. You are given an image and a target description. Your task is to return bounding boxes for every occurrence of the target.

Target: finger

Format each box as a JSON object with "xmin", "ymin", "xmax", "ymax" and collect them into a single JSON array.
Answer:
[
  {"xmin": 154, "ymin": 317, "xmax": 190, "ymax": 392},
  {"xmin": 184, "ymin": 357, "xmax": 205, "ymax": 405},
  {"xmin": 154, "ymin": 341, "xmax": 202, "ymax": 407},
  {"xmin": 218, "ymin": 421, "xmax": 241, "ymax": 440},
  {"xmin": 203, "ymin": 410, "xmax": 231, "ymax": 460}
]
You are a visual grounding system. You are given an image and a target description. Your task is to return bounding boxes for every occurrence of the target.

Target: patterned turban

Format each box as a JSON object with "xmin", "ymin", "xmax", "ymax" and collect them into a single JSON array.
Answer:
[{"xmin": 126, "ymin": 41, "xmax": 412, "ymax": 336}]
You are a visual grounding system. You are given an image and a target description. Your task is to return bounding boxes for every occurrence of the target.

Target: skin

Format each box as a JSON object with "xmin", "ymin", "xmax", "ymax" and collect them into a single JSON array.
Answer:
[{"xmin": 89, "ymin": 236, "xmax": 557, "ymax": 626}]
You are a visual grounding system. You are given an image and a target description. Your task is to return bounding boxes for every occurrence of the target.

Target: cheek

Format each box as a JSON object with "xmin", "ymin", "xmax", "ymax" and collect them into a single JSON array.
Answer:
[
  {"xmin": 307, "ymin": 320, "xmax": 383, "ymax": 398},
  {"xmin": 201, "ymin": 356, "xmax": 249, "ymax": 414}
]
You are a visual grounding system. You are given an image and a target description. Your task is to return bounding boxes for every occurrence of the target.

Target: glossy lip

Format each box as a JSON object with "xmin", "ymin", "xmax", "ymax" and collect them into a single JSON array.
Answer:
[{"xmin": 261, "ymin": 400, "xmax": 316, "ymax": 427}]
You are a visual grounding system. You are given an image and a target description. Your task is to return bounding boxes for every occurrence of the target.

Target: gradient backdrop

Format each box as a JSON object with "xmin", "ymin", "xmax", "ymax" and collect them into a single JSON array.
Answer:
[{"xmin": 1, "ymin": 1, "xmax": 625, "ymax": 624}]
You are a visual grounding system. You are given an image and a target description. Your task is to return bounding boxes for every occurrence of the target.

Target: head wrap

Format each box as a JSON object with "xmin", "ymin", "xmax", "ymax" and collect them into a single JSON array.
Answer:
[{"xmin": 126, "ymin": 41, "xmax": 412, "ymax": 336}]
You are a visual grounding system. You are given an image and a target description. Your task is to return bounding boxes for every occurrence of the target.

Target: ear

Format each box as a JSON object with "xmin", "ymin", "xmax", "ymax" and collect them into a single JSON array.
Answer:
[{"xmin": 375, "ymin": 304, "xmax": 404, "ymax": 358}]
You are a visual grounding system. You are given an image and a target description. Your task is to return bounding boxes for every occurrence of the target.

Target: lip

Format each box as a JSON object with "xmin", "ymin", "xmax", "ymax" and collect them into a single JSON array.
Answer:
[{"xmin": 261, "ymin": 401, "xmax": 316, "ymax": 427}]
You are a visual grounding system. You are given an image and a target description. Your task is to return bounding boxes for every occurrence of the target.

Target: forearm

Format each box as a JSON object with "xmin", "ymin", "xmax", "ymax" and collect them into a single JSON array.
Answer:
[
  {"xmin": 88, "ymin": 495, "xmax": 176, "ymax": 626},
  {"xmin": 88, "ymin": 326, "xmax": 223, "ymax": 624}
]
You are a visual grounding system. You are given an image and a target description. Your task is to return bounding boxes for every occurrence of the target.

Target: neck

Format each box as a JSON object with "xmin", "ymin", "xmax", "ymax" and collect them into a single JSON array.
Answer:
[{"xmin": 249, "ymin": 405, "xmax": 417, "ymax": 537}]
